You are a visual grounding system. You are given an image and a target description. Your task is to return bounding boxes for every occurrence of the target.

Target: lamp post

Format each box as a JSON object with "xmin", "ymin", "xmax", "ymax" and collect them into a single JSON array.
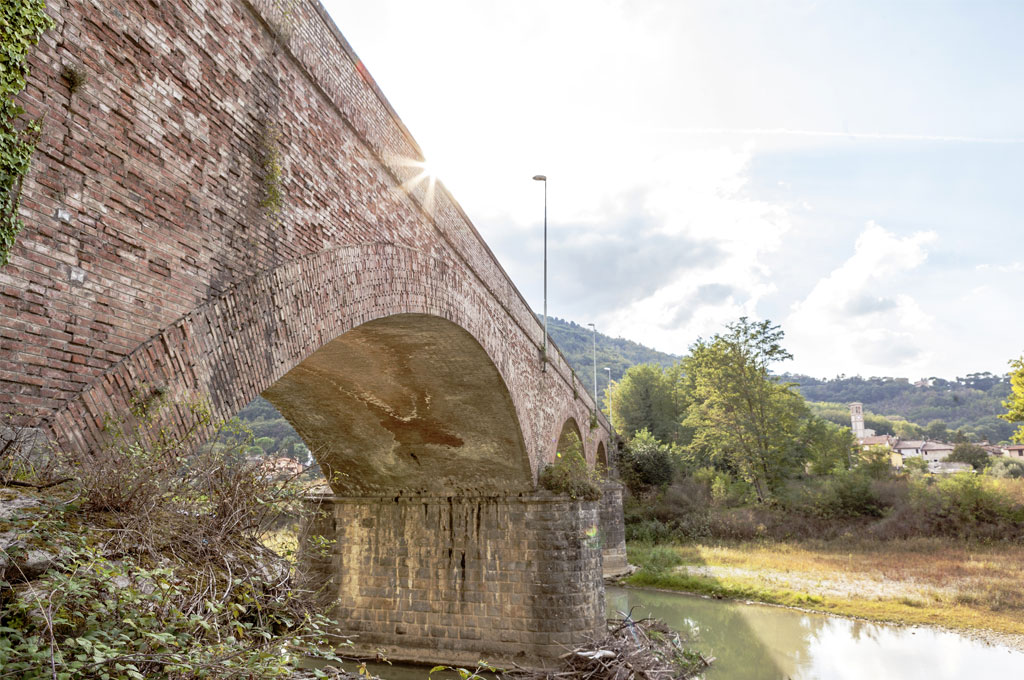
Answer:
[
  {"xmin": 532, "ymin": 174, "xmax": 547, "ymax": 370},
  {"xmin": 604, "ymin": 367, "xmax": 612, "ymax": 424},
  {"xmin": 587, "ymin": 323, "xmax": 597, "ymax": 410}
]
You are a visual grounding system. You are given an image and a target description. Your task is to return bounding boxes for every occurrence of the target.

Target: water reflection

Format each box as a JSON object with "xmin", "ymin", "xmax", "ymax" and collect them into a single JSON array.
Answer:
[{"xmin": 608, "ymin": 586, "xmax": 1024, "ymax": 680}]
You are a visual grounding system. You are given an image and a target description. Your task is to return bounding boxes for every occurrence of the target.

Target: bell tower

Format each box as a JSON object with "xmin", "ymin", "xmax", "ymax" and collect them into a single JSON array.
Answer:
[{"xmin": 850, "ymin": 402, "xmax": 866, "ymax": 439}]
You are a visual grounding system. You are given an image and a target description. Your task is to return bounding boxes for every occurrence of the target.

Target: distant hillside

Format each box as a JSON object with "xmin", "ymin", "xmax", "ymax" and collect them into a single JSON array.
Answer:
[
  {"xmin": 544, "ymin": 316, "xmax": 679, "ymax": 401},
  {"xmin": 784, "ymin": 373, "xmax": 1014, "ymax": 443}
]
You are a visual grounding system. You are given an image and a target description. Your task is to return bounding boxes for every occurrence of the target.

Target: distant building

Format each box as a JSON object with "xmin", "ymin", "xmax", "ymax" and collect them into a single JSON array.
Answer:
[
  {"xmin": 849, "ymin": 402, "xmax": 876, "ymax": 439},
  {"xmin": 859, "ymin": 434, "xmax": 895, "ymax": 449},
  {"xmin": 927, "ymin": 461, "xmax": 972, "ymax": 474},
  {"xmin": 248, "ymin": 455, "xmax": 305, "ymax": 478},
  {"xmin": 894, "ymin": 440, "xmax": 925, "ymax": 457},
  {"xmin": 921, "ymin": 441, "xmax": 955, "ymax": 463},
  {"xmin": 890, "ymin": 450, "xmax": 904, "ymax": 470},
  {"xmin": 1000, "ymin": 444, "xmax": 1024, "ymax": 459}
]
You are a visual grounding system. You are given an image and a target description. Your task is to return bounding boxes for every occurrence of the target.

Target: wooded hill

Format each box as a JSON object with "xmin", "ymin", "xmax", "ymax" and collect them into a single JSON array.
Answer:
[
  {"xmin": 783, "ymin": 373, "xmax": 1015, "ymax": 443},
  {"xmin": 544, "ymin": 316, "xmax": 678, "ymax": 401}
]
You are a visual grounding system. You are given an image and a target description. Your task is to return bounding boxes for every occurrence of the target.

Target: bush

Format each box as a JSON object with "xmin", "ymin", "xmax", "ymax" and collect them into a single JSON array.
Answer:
[
  {"xmin": 622, "ymin": 428, "xmax": 675, "ymax": 492},
  {"xmin": 816, "ymin": 472, "xmax": 886, "ymax": 518},
  {"xmin": 0, "ymin": 395, "xmax": 346, "ymax": 679},
  {"xmin": 626, "ymin": 540, "xmax": 684, "ymax": 573},
  {"xmin": 694, "ymin": 467, "xmax": 755, "ymax": 507},
  {"xmin": 986, "ymin": 457, "xmax": 1024, "ymax": 479},
  {"xmin": 625, "ymin": 518, "xmax": 675, "ymax": 543},
  {"xmin": 539, "ymin": 432, "xmax": 603, "ymax": 501}
]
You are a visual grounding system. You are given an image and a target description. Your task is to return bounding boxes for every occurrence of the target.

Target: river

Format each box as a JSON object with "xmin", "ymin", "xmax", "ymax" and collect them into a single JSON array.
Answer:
[
  {"xmin": 318, "ymin": 586, "xmax": 1024, "ymax": 679},
  {"xmin": 607, "ymin": 585, "xmax": 1024, "ymax": 679}
]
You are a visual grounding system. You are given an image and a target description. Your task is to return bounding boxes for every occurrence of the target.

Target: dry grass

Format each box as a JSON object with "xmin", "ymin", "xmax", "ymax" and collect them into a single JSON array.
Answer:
[{"xmin": 627, "ymin": 538, "xmax": 1024, "ymax": 638}]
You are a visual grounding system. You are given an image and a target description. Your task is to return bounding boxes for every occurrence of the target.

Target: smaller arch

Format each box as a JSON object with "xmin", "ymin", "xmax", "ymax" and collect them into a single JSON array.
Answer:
[
  {"xmin": 552, "ymin": 417, "xmax": 584, "ymax": 464},
  {"xmin": 596, "ymin": 441, "xmax": 608, "ymax": 471}
]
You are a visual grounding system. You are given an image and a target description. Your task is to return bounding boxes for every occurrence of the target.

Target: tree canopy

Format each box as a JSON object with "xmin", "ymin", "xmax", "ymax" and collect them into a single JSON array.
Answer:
[
  {"xmin": 1002, "ymin": 357, "xmax": 1024, "ymax": 443},
  {"xmin": 683, "ymin": 318, "xmax": 808, "ymax": 501}
]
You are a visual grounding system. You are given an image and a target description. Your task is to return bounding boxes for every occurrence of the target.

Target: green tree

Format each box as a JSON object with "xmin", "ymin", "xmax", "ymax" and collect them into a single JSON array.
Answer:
[
  {"xmin": 903, "ymin": 456, "xmax": 929, "ymax": 474},
  {"xmin": 683, "ymin": 318, "xmax": 808, "ymax": 501},
  {"xmin": 924, "ymin": 420, "xmax": 950, "ymax": 442},
  {"xmin": 858, "ymin": 444, "xmax": 893, "ymax": 479},
  {"xmin": 893, "ymin": 419, "xmax": 924, "ymax": 439},
  {"xmin": 801, "ymin": 417, "xmax": 855, "ymax": 475},
  {"xmin": 607, "ymin": 363, "xmax": 688, "ymax": 443},
  {"xmin": 621, "ymin": 428, "xmax": 676, "ymax": 491},
  {"xmin": 1002, "ymin": 357, "xmax": 1024, "ymax": 443},
  {"xmin": 948, "ymin": 442, "xmax": 990, "ymax": 472}
]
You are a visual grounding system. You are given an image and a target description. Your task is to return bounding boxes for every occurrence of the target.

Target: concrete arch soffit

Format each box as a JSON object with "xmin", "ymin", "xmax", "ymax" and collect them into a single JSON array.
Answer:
[{"xmin": 263, "ymin": 313, "xmax": 532, "ymax": 495}]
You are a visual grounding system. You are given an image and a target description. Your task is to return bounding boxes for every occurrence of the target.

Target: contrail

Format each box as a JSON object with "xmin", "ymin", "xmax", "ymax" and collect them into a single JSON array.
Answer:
[{"xmin": 653, "ymin": 127, "xmax": 1024, "ymax": 144}]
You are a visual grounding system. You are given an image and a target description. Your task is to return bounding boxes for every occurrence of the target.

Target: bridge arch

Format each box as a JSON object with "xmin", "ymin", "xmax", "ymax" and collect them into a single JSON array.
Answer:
[
  {"xmin": 596, "ymin": 441, "xmax": 608, "ymax": 470},
  {"xmin": 263, "ymin": 313, "xmax": 531, "ymax": 495},
  {"xmin": 46, "ymin": 243, "xmax": 547, "ymax": 489},
  {"xmin": 553, "ymin": 417, "xmax": 584, "ymax": 461}
]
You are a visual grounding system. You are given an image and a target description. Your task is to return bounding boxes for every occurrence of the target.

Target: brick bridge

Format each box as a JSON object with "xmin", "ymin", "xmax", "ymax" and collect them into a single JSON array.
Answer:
[{"xmin": 1, "ymin": 0, "xmax": 626, "ymax": 665}]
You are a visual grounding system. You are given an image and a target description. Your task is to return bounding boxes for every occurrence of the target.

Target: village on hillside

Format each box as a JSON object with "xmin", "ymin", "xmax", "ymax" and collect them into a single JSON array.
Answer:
[{"xmin": 850, "ymin": 402, "xmax": 1024, "ymax": 474}]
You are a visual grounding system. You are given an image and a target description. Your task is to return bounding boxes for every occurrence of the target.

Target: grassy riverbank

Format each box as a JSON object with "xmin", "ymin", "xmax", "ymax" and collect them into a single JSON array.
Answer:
[{"xmin": 623, "ymin": 539, "xmax": 1024, "ymax": 640}]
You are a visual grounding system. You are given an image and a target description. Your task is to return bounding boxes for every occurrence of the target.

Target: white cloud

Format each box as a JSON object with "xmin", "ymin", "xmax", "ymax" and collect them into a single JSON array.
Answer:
[
  {"xmin": 785, "ymin": 223, "xmax": 938, "ymax": 376},
  {"xmin": 593, "ymin": 144, "xmax": 792, "ymax": 351}
]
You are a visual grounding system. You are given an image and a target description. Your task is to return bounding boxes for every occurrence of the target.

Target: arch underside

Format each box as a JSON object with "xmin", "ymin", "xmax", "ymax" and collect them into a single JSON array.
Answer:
[{"xmin": 263, "ymin": 314, "xmax": 532, "ymax": 495}]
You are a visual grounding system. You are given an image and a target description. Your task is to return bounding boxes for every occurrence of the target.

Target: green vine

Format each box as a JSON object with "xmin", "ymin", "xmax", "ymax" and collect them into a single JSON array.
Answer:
[
  {"xmin": 258, "ymin": 122, "xmax": 283, "ymax": 218},
  {"xmin": 1, "ymin": 0, "xmax": 53, "ymax": 266}
]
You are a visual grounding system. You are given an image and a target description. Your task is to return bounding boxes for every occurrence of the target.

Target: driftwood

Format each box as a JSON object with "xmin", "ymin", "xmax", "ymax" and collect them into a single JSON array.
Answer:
[{"xmin": 504, "ymin": 611, "xmax": 713, "ymax": 680}]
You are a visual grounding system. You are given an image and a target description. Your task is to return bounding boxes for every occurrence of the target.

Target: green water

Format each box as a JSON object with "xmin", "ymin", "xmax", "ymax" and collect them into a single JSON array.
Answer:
[
  {"xmin": 313, "ymin": 587, "xmax": 1024, "ymax": 679},
  {"xmin": 608, "ymin": 585, "xmax": 1024, "ymax": 679}
]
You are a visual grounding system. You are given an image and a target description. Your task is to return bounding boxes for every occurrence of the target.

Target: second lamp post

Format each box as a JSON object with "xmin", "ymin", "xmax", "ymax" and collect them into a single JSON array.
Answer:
[{"xmin": 532, "ymin": 174, "xmax": 548, "ymax": 369}]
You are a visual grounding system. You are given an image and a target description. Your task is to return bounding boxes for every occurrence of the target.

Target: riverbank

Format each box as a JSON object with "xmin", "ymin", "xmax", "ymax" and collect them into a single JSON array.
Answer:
[{"xmin": 622, "ymin": 539, "xmax": 1024, "ymax": 649}]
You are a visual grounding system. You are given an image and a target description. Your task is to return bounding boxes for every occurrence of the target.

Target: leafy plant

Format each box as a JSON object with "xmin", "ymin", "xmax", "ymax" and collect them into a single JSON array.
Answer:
[
  {"xmin": 0, "ymin": 394, "xmax": 351, "ymax": 678},
  {"xmin": 1, "ymin": 0, "xmax": 54, "ymax": 266},
  {"xmin": 258, "ymin": 122, "xmax": 284, "ymax": 217},
  {"xmin": 539, "ymin": 431, "xmax": 602, "ymax": 501},
  {"xmin": 621, "ymin": 428, "xmax": 675, "ymax": 491}
]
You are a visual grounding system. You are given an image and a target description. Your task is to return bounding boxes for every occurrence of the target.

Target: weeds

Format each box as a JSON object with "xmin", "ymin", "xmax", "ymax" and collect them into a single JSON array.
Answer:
[
  {"xmin": 539, "ymin": 432, "xmax": 603, "ymax": 501},
  {"xmin": 0, "ymin": 396, "xmax": 350, "ymax": 679}
]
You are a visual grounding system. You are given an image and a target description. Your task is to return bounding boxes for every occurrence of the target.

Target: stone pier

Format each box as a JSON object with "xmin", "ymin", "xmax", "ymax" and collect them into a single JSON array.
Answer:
[
  {"xmin": 302, "ymin": 494, "xmax": 606, "ymax": 665},
  {"xmin": 599, "ymin": 483, "xmax": 629, "ymax": 576}
]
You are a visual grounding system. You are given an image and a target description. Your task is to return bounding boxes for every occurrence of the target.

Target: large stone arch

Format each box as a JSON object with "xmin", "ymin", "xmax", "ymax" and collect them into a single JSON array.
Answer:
[
  {"xmin": 263, "ymin": 313, "xmax": 531, "ymax": 495},
  {"xmin": 46, "ymin": 243, "xmax": 543, "ymax": 487}
]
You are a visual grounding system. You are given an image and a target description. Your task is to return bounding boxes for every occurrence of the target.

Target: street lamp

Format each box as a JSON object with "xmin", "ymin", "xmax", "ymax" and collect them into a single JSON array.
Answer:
[
  {"xmin": 532, "ymin": 174, "xmax": 548, "ymax": 370},
  {"xmin": 587, "ymin": 323, "xmax": 597, "ymax": 410},
  {"xmin": 604, "ymin": 367, "xmax": 612, "ymax": 421}
]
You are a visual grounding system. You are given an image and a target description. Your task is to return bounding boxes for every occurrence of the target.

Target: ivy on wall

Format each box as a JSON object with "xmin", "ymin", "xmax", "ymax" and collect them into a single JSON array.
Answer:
[{"xmin": 1, "ymin": 0, "xmax": 54, "ymax": 266}]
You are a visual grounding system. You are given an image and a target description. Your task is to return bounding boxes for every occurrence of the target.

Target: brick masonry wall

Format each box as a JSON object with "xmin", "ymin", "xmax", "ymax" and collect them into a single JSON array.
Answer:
[
  {"xmin": 0, "ymin": 0, "xmax": 612, "ymax": 476},
  {"xmin": 302, "ymin": 494, "xmax": 606, "ymax": 665}
]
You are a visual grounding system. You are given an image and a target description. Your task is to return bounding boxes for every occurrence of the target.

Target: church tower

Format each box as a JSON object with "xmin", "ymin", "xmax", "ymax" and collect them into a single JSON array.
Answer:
[{"xmin": 850, "ymin": 402, "xmax": 866, "ymax": 439}]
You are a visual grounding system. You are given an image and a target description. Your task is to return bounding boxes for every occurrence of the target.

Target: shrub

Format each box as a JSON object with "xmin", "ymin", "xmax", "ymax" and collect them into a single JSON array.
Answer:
[
  {"xmin": 638, "ymin": 545, "xmax": 684, "ymax": 574},
  {"xmin": 986, "ymin": 457, "xmax": 1024, "ymax": 479},
  {"xmin": 622, "ymin": 428, "xmax": 675, "ymax": 492},
  {"xmin": 539, "ymin": 432, "xmax": 602, "ymax": 501},
  {"xmin": 0, "ymin": 396, "xmax": 347, "ymax": 678},
  {"xmin": 625, "ymin": 518, "xmax": 675, "ymax": 543},
  {"xmin": 816, "ymin": 471, "xmax": 886, "ymax": 518}
]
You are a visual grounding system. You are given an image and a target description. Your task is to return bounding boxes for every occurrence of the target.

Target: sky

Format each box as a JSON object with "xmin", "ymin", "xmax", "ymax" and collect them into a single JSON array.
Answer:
[{"xmin": 320, "ymin": 0, "xmax": 1024, "ymax": 380}]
